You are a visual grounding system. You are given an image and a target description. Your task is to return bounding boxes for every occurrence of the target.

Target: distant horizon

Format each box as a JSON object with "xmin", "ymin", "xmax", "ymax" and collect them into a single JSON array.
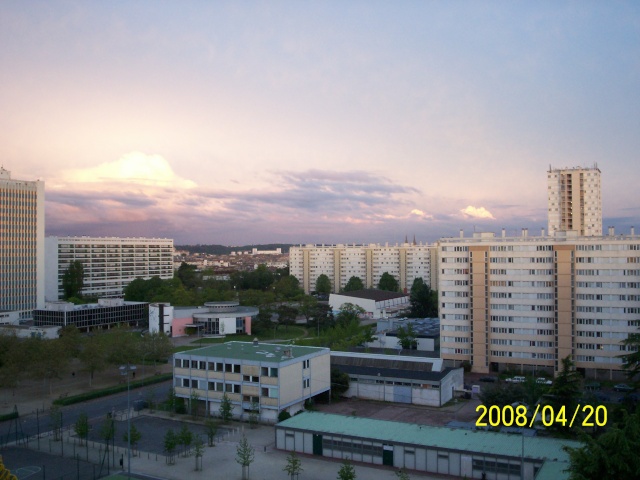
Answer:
[{"xmin": 3, "ymin": 2, "xmax": 638, "ymax": 244}]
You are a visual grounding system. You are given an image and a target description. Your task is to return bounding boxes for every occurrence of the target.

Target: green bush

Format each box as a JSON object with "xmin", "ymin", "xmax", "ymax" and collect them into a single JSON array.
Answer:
[
  {"xmin": 277, "ymin": 410, "xmax": 291, "ymax": 422},
  {"xmin": 53, "ymin": 373, "xmax": 172, "ymax": 406},
  {"xmin": 0, "ymin": 411, "xmax": 19, "ymax": 422}
]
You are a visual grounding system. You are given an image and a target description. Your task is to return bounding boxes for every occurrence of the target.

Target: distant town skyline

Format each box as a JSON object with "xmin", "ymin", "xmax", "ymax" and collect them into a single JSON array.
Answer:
[{"xmin": 2, "ymin": 2, "xmax": 639, "ymax": 245}]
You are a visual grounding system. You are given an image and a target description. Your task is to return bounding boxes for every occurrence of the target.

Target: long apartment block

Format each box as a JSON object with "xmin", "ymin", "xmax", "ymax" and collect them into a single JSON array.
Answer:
[
  {"xmin": 439, "ymin": 228, "xmax": 640, "ymax": 379},
  {"xmin": 45, "ymin": 236, "xmax": 174, "ymax": 300},
  {"xmin": 289, "ymin": 242, "xmax": 437, "ymax": 294}
]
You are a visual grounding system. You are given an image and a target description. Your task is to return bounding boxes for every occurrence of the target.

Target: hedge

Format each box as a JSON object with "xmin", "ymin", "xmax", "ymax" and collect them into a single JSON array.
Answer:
[
  {"xmin": 53, "ymin": 373, "xmax": 172, "ymax": 406},
  {"xmin": 0, "ymin": 411, "xmax": 19, "ymax": 422}
]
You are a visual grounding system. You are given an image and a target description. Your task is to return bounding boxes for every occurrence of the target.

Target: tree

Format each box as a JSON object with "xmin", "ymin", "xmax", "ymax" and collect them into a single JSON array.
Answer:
[
  {"xmin": 189, "ymin": 390, "xmax": 201, "ymax": 419},
  {"xmin": 344, "ymin": 276, "xmax": 364, "ymax": 292},
  {"xmin": 274, "ymin": 275, "xmax": 303, "ymax": 300},
  {"xmin": 621, "ymin": 328, "xmax": 640, "ymax": 385},
  {"xmin": 276, "ymin": 305, "xmax": 299, "ymax": 332},
  {"xmin": 178, "ymin": 424, "xmax": 193, "ymax": 457},
  {"xmin": 164, "ymin": 429, "xmax": 178, "ymax": 465},
  {"xmin": 283, "ymin": 451, "xmax": 303, "ymax": 479},
  {"xmin": 408, "ymin": 277, "xmax": 438, "ymax": 318},
  {"xmin": 236, "ymin": 435, "xmax": 255, "ymax": 480},
  {"xmin": 545, "ymin": 356, "xmax": 583, "ymax": 433},
  {"xmin": 123, "ymin": 424, "xmax": 142, "ymax": 455},
  {"xmin": 28, "ymin": 337, "xmax": 71, "ymax": 395},
  {"xmin": 377, "ymin": 272, "xmax": 399, "ymax": 292},
  {"xmin": 335, "ymin": 303, "xmax": 365, "ymax": 327},
  {"xmin": 315, "ymin": 274, "xmax": 332, "ymax": 294},
  {"xmin": 79, "ymin": 333, "xmax": 108, "ymax": 387},
  {"xmin": 0, "ymin": 332, "xmax": 24, "ymax": 391},
  {"xmin": 248, "ymin": 401, "xmax": 259, "ymax": 428},
  {"xmin": 395, "ymin": 470, "xmax": 410, "ymax": 480},
  {"xmin": 478, "ymin": 382, "xmax": 526, "ymax": 408},
  {"xmin": 299, "ymin": 295, "xmax": 319, "ymax": 324},
  {"xmin": 0, "ymin": 455, "xmax": 18, "ymax": 480},
  {"xmin": 74, "ymin": 413, "xmax": 89, "ymax": 446},
  {"xmin": 166, "ymin": 387, "xmax": 177, "ymax": 414},
  {"xmin": 564, "ymin": 412, "xmax": 640, "ymax": 479},
  {"xmin": 62, "ymin": 260, "xmax": 85, "ymax": 299},
  {"xmin": 331, "ymin": 368, "xmax": 350, "ymax": 400},
  {"xmin": 50, "ymin": 405, "xmax": 63, "ymax": 441},
  {"xmin": 396, "ymin": 323, "xmax": 418, "ymax": 350},
  {"xmin": 194, "ymin": 435, "xmax": 205, "ymax": 471},
  {"xmin": 337, "ymin": 459, "xmax": 356, "ymax": 480},
  {"xmin": 176, "ymin": 262, "xmax": 200, "ymax": 290},
  {"xmin": 219, "ymin": 393, "xmax": 233, "ymax": 423},
  {"xmin": 204, "ymin": 417, "xmax": 218, "ymax": 447}
]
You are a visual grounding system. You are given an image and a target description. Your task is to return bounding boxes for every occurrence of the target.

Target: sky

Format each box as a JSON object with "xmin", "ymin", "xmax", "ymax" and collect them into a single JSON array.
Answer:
[{"xmin": 1, "ymin": 1, "xmax": 639, "ymax": 245}]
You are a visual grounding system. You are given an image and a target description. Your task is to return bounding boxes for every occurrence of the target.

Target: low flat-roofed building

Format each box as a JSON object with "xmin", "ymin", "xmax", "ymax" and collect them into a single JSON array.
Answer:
[
  {"xmin": 276, "ymin": 411, "xmax": 579, "ymax": 480},
  {"xmin": 173, "ymin": 341, "xmax": 330, "ymax": 423},
  {"xmin": 368, "ymin": 317, "xmax": 440, "ymax": 353},
  {"xmin": 33, "ymin": 298, "xmax": 147, "ymax": 331},
  {"xmin": 330, "ymin": 289, "xmax": 409, "ymax": 318},
  {"xmin": 331, "ymin": 351, "xmax": 462, "ymax": 406}
]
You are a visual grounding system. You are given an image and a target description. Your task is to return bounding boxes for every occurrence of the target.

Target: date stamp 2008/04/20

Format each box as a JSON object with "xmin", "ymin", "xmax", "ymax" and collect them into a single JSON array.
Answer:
[{"xmin": 475, "ymin": 404, "xmax": 607, "ymax": 428}]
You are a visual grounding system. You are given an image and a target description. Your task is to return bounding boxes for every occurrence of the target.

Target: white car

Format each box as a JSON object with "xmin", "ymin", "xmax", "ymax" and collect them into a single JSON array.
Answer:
[
  {"xmin": 536, "ymin": 377, "xmax": 553, "ymax": 385},
  {"xmin": 506, "ymin": 376, "xmax": 526, "ymax": 383}
]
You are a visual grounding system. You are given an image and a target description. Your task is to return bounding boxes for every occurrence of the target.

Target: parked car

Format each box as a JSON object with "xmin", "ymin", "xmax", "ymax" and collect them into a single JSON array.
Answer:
[
  {"xmin": 479, "ymin": 376, "xmax": 497, "ymax": 383},
  {"xmin": 613, "ymin": 383, "xmax": 635, "ymax": 392},
  {"xmin": 506, "ymin": 376, "xmax": 526, "ymax": 383},
  {"xmin": 536, "ymin": 377, "xmax": 553, "ymax": 385}
]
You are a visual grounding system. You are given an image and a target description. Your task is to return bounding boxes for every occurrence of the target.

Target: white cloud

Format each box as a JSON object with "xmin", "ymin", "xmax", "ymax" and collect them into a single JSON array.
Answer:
[
  {"xmin": 61, "ymin": 152, "xmax": 197, "ymax": 189},
  {"xmin": 460, "ymin": 205, "xmax": 495, "ymax": 219}
]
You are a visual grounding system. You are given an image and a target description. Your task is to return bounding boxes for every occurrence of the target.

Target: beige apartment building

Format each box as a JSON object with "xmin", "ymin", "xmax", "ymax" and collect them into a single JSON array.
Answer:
[
  {"xmin": 45, "ymin": 236, "xmax": 174, "ymax": 300},
  {"xmin": 289, "ymin": 241, "xmax": 437, "ymax": 294},
  {"xmin": 439, "ymin": 228, "xmax": 640, "ymax": 379},
  {"xmin": 548, "ymin": 165, "xmax": 602, "ymax": 237},
  {"xmin": 0, "ymin": 167, "xmax": 45, "ymax": 318}
]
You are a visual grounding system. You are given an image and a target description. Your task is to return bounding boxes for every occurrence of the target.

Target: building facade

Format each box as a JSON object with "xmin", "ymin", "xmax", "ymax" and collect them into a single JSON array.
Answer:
[
  {"xmin": 0, "ymin": 167, "xmax": 45, "ymax": 318},
  {"xmin": 329, "ymin": 290, "xmax": 410, "ymax": 318},
  {"xmin": 173, "ymin": 342, "xmax": 330, "ymax": 423},
  {"xmin": 33, "ymin": 298, "xmax": 147, "ymax": 331},
  {"xmin": 289, "ymin": 242, "xmax": 436, "ymax": 294},
  {"xmin": 439, "ymin": 229, "xmax": 640, "ymax": 378},
  {"xmin": 45, "ymin": 236, "xmax": 174, "ymax": 300},
  {"xmin": 547, "ymin": 165, "xmax": 602, "ymax": 237},
  {"xmin": 149, "ymin": 301, "xmax": 258, "ymax": 337}
]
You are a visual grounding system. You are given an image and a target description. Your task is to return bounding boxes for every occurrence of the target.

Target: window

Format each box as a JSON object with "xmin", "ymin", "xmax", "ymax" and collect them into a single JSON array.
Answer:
[
  {"xmin": 225, "ymin": 363, "xmax": 241, "ymax": 373},
  {"xmin": 302, "ymin": 359, "xmax": 310, "ymax": 369},
  {"xmin": 243, "ymin": 375, "xmax": 259, "ymax": 383},
  {"xmin": 303, "ymin": 378, "xmax": 310, "ymax": 388},
  {"xmin": 225, "ymin": 383, "xmax": 241, "ymax": 394}
]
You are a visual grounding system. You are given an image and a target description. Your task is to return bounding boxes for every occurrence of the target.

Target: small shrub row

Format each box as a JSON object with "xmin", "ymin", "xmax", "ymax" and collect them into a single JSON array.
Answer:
[
  {"xmin": 53, "ymin": 373, "xmax": 172, "ymax": 406},
  {"xmin": 0, "ymin": 411, "xmax": 19, "ymax": 422}
]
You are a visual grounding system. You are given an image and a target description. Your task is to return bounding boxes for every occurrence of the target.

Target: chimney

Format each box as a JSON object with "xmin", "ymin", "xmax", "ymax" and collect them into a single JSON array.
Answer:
[
  {"xmin": 541, "ymin": 228, "xmax": 545, "ymax": 237},
  {"xmin": 631, "ymin": 226, "xmax": 635, "ymax": 236},
  {"xmin": 501, "ymin": 228, "xmax": 506, "ymax": 238},
  {"xmin": 459, "ymin": 229, "xmax": 464, "ymax": 238},
  {"xmin": 608, "ymin": 226, "xmax": 615, "ymax": 236}
]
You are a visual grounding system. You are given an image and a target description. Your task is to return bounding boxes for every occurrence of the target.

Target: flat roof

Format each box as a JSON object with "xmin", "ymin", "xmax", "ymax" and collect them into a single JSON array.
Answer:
[
  {"xmin": 176, "ymin": 341, "xmax": 329, "ymax": 362},
  {"xmin": 332, "ymin": 289, "xmax": 408, "ymax": 302},
  {"xmin": 277, "ymin": 412, "xmax": 581, "ymax": 462},
  {"xmin": 334, "ymin": 364, "xmax": 456, "ymax": 382}
]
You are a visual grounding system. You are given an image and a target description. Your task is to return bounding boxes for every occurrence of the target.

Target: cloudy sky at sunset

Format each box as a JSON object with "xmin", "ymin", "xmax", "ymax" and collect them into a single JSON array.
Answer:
[{"xmin": 2, "ymin": 1, "xmax": 639, "ymax": 245}]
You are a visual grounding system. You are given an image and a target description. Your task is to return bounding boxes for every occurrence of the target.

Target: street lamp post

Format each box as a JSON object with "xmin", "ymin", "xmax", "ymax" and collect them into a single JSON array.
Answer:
[{"xmin": 120, "ymin": 364, "xmax": 137, "ymax": 478}]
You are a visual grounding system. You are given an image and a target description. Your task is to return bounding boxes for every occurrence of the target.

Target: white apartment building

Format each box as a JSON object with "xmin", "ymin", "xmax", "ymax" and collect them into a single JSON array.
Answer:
[
  {"xmin": 290, "ymin": 242, "xmax": 437, "ymax": 294},
  {"xmin": 45, "ymin": 236, "xmax": 174, "ymax": 300},
  {"xmin": 0, "ymin": 167, "xmax": 45, "ymax": 318},
  {"xmin": 548, "ymin": 165, "xmax": 602, "ymax": 236},
  {"xmin": 439, "ymin": 228, "xmax": 640, "ymax": 379}
]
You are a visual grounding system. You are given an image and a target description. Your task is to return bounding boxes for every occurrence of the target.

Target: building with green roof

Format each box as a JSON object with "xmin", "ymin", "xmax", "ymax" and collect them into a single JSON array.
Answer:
[
  {"xmin": 276, "ymin": 411, "xmax": 579, "ymax": 480},
  {"xmin": 173, "ymin": 341, "xmax": 330, "ymax": 422}
]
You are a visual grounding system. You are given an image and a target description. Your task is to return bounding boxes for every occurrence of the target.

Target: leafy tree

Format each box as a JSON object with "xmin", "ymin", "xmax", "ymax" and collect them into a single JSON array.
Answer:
[
  {"xmin": 408, "ymin": 277, "xmax": 438, "ymax": 318},
  {"xmin": 396, "ymin": 323, "xmax": 418, "ymax": 350},
  {"xmin": 62, "ymin": 260, "xmax": 85, "ymax": 299},
  {"xmin": 377, "ymin": 272, "xmax": 399, "ymax": 292},
  {"xmin": 178, "ymin": 424, "xmax": 193, "ymax": 457},
  {"xmin": 299, "ymin": 295, "xmax": 319, "ymax": 324},
  {"xmin": 236, "ymin": 435, "xmax": 255, "ymax": 480},
  {"xmin": 204, "ymin": 417, "xmax": 218, "ymax": 446},
  {"xmin": 283, "ymin": 451, "xmax": 303, "ymax": 479},
  {"xmin": 564, "ymin": 412, "xmax": 640, "ymax": 479},
  {"xmin": 395, "ymin": 470, "xmax": 410, "ymax": 480},
  {"xmin": 0, "ymin": 332, "xmax": 23, "ymax": 390},
  {"xmin": 335, "ymin": 303, "xmax": 365, "ymax": 327},
  {"xmin": 189, "ymin": 390, "xmax": 201, "ymax": 419},
  {"xmin": 545, "ymin": 356, "xmax": 583, "ymax": 433},
  {"xmin": 50, "ymin": 405, "xmax": 63, "ymax": 441},
  {"xmin": 58, "ymin": 325, "xmax": 83, "ymax": 357},
  {"xmin": 0, "ymin": 455, "xmax": 18, "ymax": 480},
  {"xmin": 28, "ymin": 337, "xmax": 71, "ymax": 395},
  {"xmin": 331, "ymin": 368, "xmax": 350, "ymax": 400},
  {"xmin": 239, "ymin": 289, "xmax": 276, "ymax": 308},
  {"xmin": 344, "ymin": 276, "xmax": 364, "ymax": 292},
  {"xmin": 315, "ymin": 274, "xmax": 332, "ymax": 294},
  {"xmin": 274, "ymin": 275, "xmax": 303, "ymax": 300},
  {"xmin": 100, "ymin": 413, "xmax": 115, "ymax": 447},
  {"xmin": 79, "ymin": 333, "xmax": 108, "ymax": 387},
  {"xmin": 103, "ymin": 326, "xmax": 140, "ymax": 367},
  {"xmin": 123, "ymin": 424, "xmax": 142, "ymax": 455},
  {"xmin": 176, "ymin": 262, "xmax": 200, "ymax": 290},
  {"xmin": 337, "ymin": 459, "xmax": 357, "ymax": 480},
  {"xmin": 219, "ymin": 393, "xmax": 233, "ymax": 423},
  {"xmin": 621, "ymin": 328, "xmax": 640, "ymax": 385},
  {"xmin": 194, "ymin": 435, "xmax": 205, "ymax": 471},
  {"xmin": 478, "ymin": 382, "xmax": 526, "ymax": 408},
  {"xmin": 164, "ymin": 429, "xmax": 178, "ymax": 464},
  {"xmin": 248, "ymin": 401, "xmax": 260, "ymax": 428},
  {"xmin": 139, "ymin": 332, "xmax": 172, "ymax": 367},
  {"xmin": 276, "ymin": 305, "xmax": 299, "ymax": 332},
  {"xmin": 166, "ymin": 387, "xmax": 177, "ymax": 414},
  {"xmin": 254, "ymin": 307, "xmax": 275, "ymax": 337},
  {"xmin": 74, "ymin": 413, "xmax": 89, "ymax": 446}
]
